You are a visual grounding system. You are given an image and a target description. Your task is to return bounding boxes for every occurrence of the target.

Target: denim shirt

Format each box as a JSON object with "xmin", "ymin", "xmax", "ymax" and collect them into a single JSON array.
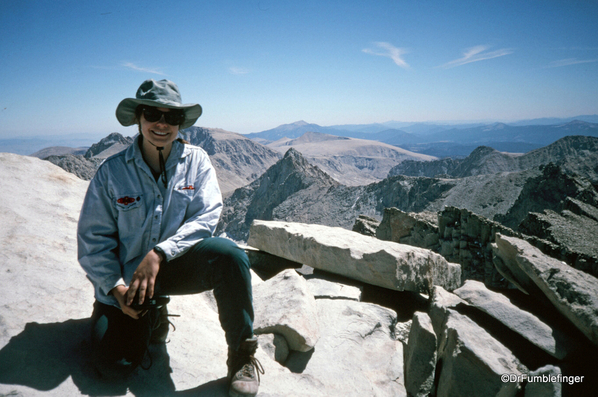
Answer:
[{"xmin": 77, "ymin": 136, "xmax": 222, "ymax": 307}]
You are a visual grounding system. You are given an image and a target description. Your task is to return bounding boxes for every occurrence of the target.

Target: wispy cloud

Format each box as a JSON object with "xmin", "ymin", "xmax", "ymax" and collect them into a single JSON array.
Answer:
[
  {"xmin": 122, "ymin": 62, "xmax": 165, "ymax": 75},
  {"xmin": 440, "ymin": 45, "xmax": 513, "ymax": 68},
  {"xmin": 363, "ymin": 42, "xmax": 409, "ymax": 69},
  {"xmin": 228, "ymin": 67, "xmax": 250, "ymax": 75},
  {"xmin": 547, "ymin": 58, "xmax": 598, "ymax": 68}
]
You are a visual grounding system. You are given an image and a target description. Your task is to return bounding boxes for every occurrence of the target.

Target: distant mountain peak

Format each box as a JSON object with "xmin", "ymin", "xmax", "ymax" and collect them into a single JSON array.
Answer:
[
  {"xmin": 468, "ymin": 145, "xmax": 497, "ymax": 157},
  {"xmin": 283, "ymin": 147, "xmax": 303, "ymax": 160},
  {"xmin": 483, "ymin": 123, "xmax": 509, "ymax": 131},
  {"xmin": 84, "ymin": 132, "xmax": 133, "ymax": 158},
  {"xmin": 277, "ymin": 120, "xmax": 315, "ymax": 130}
]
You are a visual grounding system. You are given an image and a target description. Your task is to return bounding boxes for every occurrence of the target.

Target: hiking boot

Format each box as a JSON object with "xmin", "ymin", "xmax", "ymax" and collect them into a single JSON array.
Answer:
[{"xmin": 227, "ymin": 336, "xmax": 264, "ymax": 397}]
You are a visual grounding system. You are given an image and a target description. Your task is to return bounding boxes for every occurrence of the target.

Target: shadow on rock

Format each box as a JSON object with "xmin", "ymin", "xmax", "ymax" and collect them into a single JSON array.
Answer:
[
  {"xmin": 0, "ymin": 318, "xmax": 176, "ymax": 396},
  {"xmin": 174, "ymin": 377, "xmax": 230, "ymax": 396}
]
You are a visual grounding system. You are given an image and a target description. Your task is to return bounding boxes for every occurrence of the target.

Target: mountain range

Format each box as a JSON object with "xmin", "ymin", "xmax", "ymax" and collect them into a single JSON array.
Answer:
[
  {"xmin": 266, "ymin": 131, "xmax": 436, "ymax": 185},
  {"xmin": 246, "ymin": 119, "xmax": 598, "ymax": 157},
  {"xmin": 217, "ymin": 135, "xmax": 598, "ymax": 244},
  {"xmin": 389, "ymin": 135, "xmax": 598, "ymax": 184},
  {"xmin": 6, "ymin": 114, "xmax": 598, "ymax": 159}
]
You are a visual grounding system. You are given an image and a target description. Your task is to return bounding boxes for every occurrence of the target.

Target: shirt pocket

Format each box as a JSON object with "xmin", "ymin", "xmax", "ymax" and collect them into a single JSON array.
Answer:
[
  {"xmin": 171, "ymin": 185, "xmax": 194, "ymax": 215},
  {"xmin": 114, "ymin": 193, "xmax": 143, "ymax": 211},
  {"xmin": 113, "ymin": 193, "xmax": 146, "ymax": 246}
]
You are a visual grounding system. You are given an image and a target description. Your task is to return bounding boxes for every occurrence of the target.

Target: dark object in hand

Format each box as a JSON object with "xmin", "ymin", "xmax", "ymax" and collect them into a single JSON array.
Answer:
[{"xmin": 130, "ymin": 295, "xmax": 170, "ymax": 310}]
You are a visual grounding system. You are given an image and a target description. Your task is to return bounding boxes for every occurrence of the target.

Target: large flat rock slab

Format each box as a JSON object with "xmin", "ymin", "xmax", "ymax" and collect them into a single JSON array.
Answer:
[
  {"xmin": 248, "ymin": 220, "xmax": 461, "ymax": 293},
  {"xmin": 494, "ymin": 234, "xmax": 598, "ymax": 347},
  {"xmin": 436, "ymin": 310, "xmax": 528, "ymax": 397},
  {"xmin": 454, "ymin": 280, "xmax": 577, "ymax": 359}
]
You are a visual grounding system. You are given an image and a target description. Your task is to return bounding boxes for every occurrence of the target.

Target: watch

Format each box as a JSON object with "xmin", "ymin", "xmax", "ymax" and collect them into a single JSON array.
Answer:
[{"xmin": 153, "ymin": 246, "xmax": 167, "ymax": 264}]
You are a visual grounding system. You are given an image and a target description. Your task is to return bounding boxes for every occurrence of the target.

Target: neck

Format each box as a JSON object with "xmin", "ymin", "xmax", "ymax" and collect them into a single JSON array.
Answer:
[{"xmin": 140, "ymin": 136, "xmax": 173, "ymax": 172}]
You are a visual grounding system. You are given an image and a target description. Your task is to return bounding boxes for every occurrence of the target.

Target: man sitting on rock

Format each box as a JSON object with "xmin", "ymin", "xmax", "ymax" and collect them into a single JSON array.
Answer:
[{"xmin": 77, "ymin": 79, "xmax": 263, "ymax": 397}]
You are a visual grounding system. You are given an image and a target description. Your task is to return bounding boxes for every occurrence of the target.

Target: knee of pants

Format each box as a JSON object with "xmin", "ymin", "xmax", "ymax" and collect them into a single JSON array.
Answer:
[{"xmin": 202, "ymin": 237, "xmax": 251, "ymax": 271}]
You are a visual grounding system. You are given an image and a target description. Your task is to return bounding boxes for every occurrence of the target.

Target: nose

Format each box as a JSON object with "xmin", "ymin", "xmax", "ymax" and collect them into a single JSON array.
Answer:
[{"xmin": 156, "ymin": 114, "xmax": 168, "ymax": 125}]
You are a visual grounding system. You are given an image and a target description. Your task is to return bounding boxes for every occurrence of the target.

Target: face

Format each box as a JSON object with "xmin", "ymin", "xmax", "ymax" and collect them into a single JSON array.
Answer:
[{"xmin": 139, "ymin": 107, "xmax": 180, "ymax": 149}]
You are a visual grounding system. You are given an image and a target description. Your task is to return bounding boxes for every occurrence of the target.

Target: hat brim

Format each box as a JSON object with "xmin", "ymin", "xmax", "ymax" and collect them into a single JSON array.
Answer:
[{"xmin": 116, "ymin": 98, "xmax": 202, "ymax": 129}]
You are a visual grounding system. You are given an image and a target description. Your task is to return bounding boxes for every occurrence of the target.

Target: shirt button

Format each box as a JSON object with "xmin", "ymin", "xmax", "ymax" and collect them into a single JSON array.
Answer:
[
  {"xmin": 155, "ymin": 215, "xmax": 158, "ymax": 219},
  {"xmin": 152, "ymin": 238, "xmax": 156, "ymax": 242},
  {"xmin": 171, "ymin": 251, "xmax": 175, "ymax": 255},
  {"xmin": 157, "ymin": 195, "xmax": 161, "ymax": 199}
]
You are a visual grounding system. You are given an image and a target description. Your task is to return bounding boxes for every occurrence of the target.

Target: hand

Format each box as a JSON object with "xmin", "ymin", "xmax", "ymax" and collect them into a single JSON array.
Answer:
[
  {"xmin": 111, "ymin": 285, "xmax": 144, "ymax": 319},
  {"xmin": 126, "ymin": 249, "xmax": 162, "ymax": 307}
]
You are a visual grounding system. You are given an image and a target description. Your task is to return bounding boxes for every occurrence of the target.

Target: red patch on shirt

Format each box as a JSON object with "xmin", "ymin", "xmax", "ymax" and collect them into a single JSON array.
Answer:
[
  {"xmin": 117, "ymin": 196, "xmax": 137, "ymax": 205},
  {"xmin": 180, "ymin": 185, "xmax": 194, "ymax": 190}
]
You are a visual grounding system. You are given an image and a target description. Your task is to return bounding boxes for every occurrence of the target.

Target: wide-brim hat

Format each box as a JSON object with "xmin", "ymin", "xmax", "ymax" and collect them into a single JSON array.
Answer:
[{"xmin": 116, "ymin": 79, "xmax": 202, "ymax": 129}]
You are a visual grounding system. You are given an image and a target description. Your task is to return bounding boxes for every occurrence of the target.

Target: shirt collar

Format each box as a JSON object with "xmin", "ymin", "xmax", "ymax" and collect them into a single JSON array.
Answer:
[{"xmin": 125, "ymin": 135, "xmax": 190, "ymax": 168}]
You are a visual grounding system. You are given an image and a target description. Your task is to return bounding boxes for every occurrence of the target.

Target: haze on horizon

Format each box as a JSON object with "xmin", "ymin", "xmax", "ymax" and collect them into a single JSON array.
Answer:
[{"xmin": 2, "ymin": 0, "xmax": 597, "ymax": 138}]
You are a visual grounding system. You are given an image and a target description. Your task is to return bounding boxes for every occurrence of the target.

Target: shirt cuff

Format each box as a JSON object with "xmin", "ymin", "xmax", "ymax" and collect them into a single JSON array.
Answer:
[
  {"xmin": 101, "ymin": 275, "xmax": 126, "ymax": 296},
  {"xmin": 155, "ymin": 240, "xmax": 180, "ymax": 262}
]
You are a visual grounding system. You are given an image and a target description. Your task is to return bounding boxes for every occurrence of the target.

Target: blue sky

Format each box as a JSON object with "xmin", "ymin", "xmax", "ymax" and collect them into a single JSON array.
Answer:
[{"xmin": 1, "ymin": 0, "xmax": 597, "ymax": 138}]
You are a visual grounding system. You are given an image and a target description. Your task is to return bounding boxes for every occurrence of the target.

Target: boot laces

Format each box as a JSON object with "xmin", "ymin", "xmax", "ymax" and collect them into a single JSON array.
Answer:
[
  {"xmin": 240, "ymin": 356, "xmax": 264, "ymax": 382},
  {"xmin": 229, "ymin": 340, "xmax": 265, "ymax": 383}
]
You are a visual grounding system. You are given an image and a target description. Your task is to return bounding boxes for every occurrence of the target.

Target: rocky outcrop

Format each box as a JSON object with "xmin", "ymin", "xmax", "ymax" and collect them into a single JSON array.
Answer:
[
  {"xmin": 497, "ymin": 162, "xmax": 598, "ymax": 230},
  {"xmin": 30, "ymin": 146, "xmax": 88, "ymax": 158},
  {"xmin": 351, "ymin": 214, "xmax": 380, "ymax": 236},
  {"xmin": 378, "ymin": 205, "xmax": 598, "ymax": 288},
  {"xmin": 297, "ymin": 299, "xmax": 406, "ymax": 396},
  {"xmin": 525, "ymin": 365, "xmax": 562, "ymax": 397},
  {"xmin": 404, "ymin": 312, "xmax": 436, "ymax": 397},
  {"xmin": 253, "ymin": 269, "xmax": 320, "ymax": 352},
  {"xmin": 218, "ymin": 146, "xmax": 571, "ymax": 242},
  {"xmin": 180, "ymin": 126, "xmax": 281, "ymax": 193},
  {"xmin": 435, "ymin": 310, "xmax": 528, "ymax": 397},
  {"xmin": 493, "ymin": 234, "xmax": 598, "ymax": 347},
  {"xmin": 267, "ymin": 131, "xmax": 436, "ymax": 185},
  {"xmin": 44, "ymin": 154, "xmax": 103, "ymax": 180},
  {"xmin": 454, "ymin": 280, "xmax": 578, "ymax": 359},
  {"xmin": 247, "ymin": 220, "xmax": 462, "ymax": 293},
  {"xmin": 403, "ymin": 277, "xmax": 597, "ymax": 396},
  {"xmin": 84, "ymin": 132, "xmax": 133, "ymax": 158},
  {"xmin": 41, "ymin": 133, "xmax": 133, "ymax": 180},
  {"xmin": 217, "ymin": 149, "xmax": 461, "ymax": 241},
  {"xmin": 389, "ymin": 135, "xmax": 598, "ymax": 183},
  {"xmin": 217, "ymin": 148, "xmax": 339, "ymax": 241},
  {"xmin": 376, "ymin": 208, "xmax": 439, "ymax": 249},
  {"xmin": 388, "ymin": 156, "xmax": 459, "ymax": 178},
  {"xmin": 306, "ymin": 278, "xmax": 362, "ymax": 301},
  {"xmin": 389, "ymin": 145, "xmax": 520, "ymax": 178},
  {"xmin": 518, "ymin": 197, "xmax": 598, "ymax": 276},
  {"xmin": 377, "ymin": 206, "xmax": 520, "ymax": 287}
]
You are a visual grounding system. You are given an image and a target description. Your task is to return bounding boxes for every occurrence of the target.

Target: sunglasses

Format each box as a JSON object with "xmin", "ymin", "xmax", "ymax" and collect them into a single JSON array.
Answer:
[{"xmin": 142, "ymin": 107, "xmax": 185, "ymax": 126}]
